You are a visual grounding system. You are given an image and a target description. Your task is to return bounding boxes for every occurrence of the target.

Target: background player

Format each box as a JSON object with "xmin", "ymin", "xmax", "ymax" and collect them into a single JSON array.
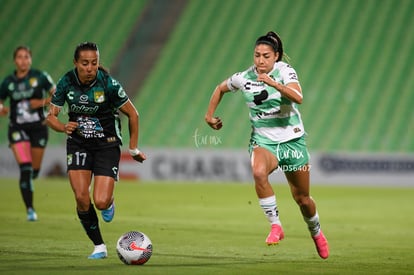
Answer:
[{"xmin": 0, "ymin": 45, "xmax": 55, "ymax": 221}]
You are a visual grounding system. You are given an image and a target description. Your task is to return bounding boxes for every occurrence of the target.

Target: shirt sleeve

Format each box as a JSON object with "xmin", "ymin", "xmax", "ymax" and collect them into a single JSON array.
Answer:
[
  {"xmin": 0, "ymin": 78, "xmax": 8, "ymax": 100},
  {"xmin": 280, "ymin": 63, "xmax": 299, "ymax": 85},
  {"xmin": 107, "ymin": 76, "xmax": 129, "ymax": 109},
  {"xmin": 226, "ymin": 72, "xmax": 244, "ymax": 92}
]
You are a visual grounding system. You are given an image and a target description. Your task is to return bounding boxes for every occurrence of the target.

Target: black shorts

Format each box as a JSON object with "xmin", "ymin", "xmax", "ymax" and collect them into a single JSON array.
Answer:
[
  {"xmin": 8, "ymin": 123, "xmax": 48, "ymax": 148},
  {"xmin": 66, "ymin": 141, "xmax": 120, "ymax": 180}
]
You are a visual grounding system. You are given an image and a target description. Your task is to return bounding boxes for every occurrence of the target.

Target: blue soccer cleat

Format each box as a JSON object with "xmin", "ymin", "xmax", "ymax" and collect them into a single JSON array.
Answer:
[
  {"xmin": 88, "ymin": 244, "xmax": 107, "ymax": 259},
  {"xmin": 27, "ymin": 208, "xmax": 38, "ymax": 221},
  {"xmin": 101, "ymin": 201, "xmax": 115, "ymax": 223}
]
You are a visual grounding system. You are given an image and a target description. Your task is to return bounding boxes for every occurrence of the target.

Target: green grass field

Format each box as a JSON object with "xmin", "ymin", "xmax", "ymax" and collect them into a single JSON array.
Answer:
[{"xmin": 0, "ymin": 178, "xmax": 413, "ymax": 274}]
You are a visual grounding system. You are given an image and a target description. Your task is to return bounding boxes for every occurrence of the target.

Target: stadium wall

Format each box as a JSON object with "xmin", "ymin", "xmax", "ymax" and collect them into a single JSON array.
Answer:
[{"xmin": 0, "ymin": 146, "xmax": 412, "ymax": 186}]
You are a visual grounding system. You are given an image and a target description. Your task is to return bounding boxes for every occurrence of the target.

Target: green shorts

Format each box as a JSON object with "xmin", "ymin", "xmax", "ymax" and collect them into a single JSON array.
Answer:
[{"xmin": 249, "ymin": 135, "xmax": 310, "ymax": 172}]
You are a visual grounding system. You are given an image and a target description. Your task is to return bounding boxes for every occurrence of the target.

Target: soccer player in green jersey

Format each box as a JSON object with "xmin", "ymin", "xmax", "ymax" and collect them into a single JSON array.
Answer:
[
  {"xmin": 205, "ymin": 31, "xmax": 329, "ymax": 259},
  {"xmin": 0, "ymin": 46, "xmax": 55, "ymax": 221},
  {"xmin": 46, "ymin": 42, "xmax": 146, "ymax": 259}
]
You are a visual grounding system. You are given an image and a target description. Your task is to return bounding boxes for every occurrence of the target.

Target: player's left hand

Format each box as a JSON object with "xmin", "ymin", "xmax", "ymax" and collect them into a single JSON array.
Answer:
[
  {"xmin": 206, "ymin": 116, "xmax": 223, "ymax": 130},
  {"xmin": 132, "ymin": 151, "xmax": 146, "ymax": 163}
]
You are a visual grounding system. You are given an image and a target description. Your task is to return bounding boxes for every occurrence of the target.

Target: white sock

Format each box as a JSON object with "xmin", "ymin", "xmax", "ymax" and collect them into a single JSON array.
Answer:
[
  {"xmin": 259, "ymin": 195, "xmax": 281, "ymax": 226},
  {"xmin": 92, "ymin": 243, "xmax": 107, "ymax": 254},
  {"xmin": 303, "ymin": 212, "xmax": 321, "ymax": 237}
]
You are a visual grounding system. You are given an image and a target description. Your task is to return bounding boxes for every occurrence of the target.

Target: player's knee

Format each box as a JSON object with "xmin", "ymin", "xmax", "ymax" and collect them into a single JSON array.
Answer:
[
  {"xmin": 74, "ymin": 193, "xmax": 91, "ymax": 210},
  {"xmin": 252, "ymin": 166, "xmax": 268, "ymax": 182},
  {"xmin": 94, "ymin": 199, "xmax": 110, "ymax": 210}
]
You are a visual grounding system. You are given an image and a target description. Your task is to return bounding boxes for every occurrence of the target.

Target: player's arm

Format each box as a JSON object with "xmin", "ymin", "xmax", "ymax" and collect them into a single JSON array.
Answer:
[
  {"xmin": 0, "ymin": 100, "xmax": 9, "ymax": 116},
  {"xmin": 0, "ymin": 83, "xmax": 10, "ymax": 115},
  {"xmin": 257, "ymin": 74, "xmax": 303, "ymax": 104},
  {"xmin": 205, "ymin": 80, "xmax": 231, "ymax": 130},
  {"xmin": 119, "ymin": 99, "xmax": 146, "ymax": 163},
  {"xmin": 30, "ymin": 86, "xmax": 56, "ymax": 109},
  {"xmin": 46, "ymin": 104, "xmax": 78, "ymax": 134},
  {"xmin": 275, "ymin": 81, "xmax": 302, "ymax": 104}
]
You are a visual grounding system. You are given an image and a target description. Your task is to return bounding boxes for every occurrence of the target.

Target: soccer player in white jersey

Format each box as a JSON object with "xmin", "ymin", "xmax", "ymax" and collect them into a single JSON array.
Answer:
[{"xmin": 205, "ymin": 31, "xmax": 329, "ymax": 259}]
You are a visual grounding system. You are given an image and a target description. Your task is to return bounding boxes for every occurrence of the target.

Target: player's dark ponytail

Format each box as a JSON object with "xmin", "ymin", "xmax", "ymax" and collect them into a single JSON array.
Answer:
[{"xmin": 255, "ymin": 31, "xmax": 284, "ymax": 62}]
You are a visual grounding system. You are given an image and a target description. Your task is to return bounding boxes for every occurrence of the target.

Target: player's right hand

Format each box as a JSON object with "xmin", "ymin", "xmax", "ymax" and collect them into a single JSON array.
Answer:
[
  {"xmin": 206, "ymin": 116, "xmax": 223, "ymax": 130},
  {"xmin": 0, "ymin": 106, "xmax": 9, "ymax": 116},
  {"xmin": 64, "ymin": 121, "xmax": 79, "ymax": 135}
]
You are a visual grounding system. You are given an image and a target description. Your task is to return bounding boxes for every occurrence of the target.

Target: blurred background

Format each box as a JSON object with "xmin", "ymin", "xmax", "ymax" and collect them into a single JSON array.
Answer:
[{"xmin": 0, "ymin": 0, "xmax": 413, "ymax": 185}]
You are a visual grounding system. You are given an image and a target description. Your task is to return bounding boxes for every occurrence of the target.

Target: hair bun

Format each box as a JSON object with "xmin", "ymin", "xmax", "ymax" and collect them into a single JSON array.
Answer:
[{"xmin": 266, "ymin": 31, "xmax": 277, "ymax": 38}]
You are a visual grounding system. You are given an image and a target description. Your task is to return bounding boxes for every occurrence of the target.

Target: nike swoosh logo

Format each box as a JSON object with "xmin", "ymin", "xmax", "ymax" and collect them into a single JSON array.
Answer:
[{"xmin": 129, "ymin": 242, "xmax": 151, "ymax": 252}]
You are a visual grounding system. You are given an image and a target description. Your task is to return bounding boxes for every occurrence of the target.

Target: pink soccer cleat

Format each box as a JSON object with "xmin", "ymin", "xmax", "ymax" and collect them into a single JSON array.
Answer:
[
  {"xmin": 312, "ymin": 230, "xmax": 329, "ymax": 259},
  {"xmin": 265, "ymin": 224, "xmax": 285, "ymax": 245}
]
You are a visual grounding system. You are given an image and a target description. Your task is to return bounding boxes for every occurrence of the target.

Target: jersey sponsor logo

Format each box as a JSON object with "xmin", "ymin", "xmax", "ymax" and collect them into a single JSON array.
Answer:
[
  {"xmin": 70, "ymin": 104, "xmax": 99, "ymax": 114},
  {"xmin": 18, "ymin": 83, "xmax": 26, "ymax": 91},
  {"xmin": 77, "ymin": 116, "xmax": 104, "ymax": 138},
  {"xmin": 256, "ymin": 109, "xmax": 281, "ymax": 119},
  {"xmin": 94, "ymin": 91, "xmax": 105, "ymax": 103},
  {"xmin": 11, "ymin": 89, "xmax": 34, "ymax": 100},
  {"xmin": 79, "ymin": 94, "xmax": 88, "ymax": 104},
  {"xmin": 253, "ymin": 90, "xmax": 269, "ymax": 105},
  {"xmin": 107, "ymin": 137, "xmax": 116, "ymax": 143},
  {"xmin": 244, "ymin": 81, "xmax": 264, "ymax": 91},
  {"xmin": 288, "ymin": 72, "xmax": 298, "ymax": 81}
]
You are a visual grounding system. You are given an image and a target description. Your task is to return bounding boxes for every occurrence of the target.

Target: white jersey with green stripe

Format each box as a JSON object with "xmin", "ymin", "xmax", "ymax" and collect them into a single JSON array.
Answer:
[{"xmin": 226, "ymin": 61, "xmax": 305, "ymax": 144}]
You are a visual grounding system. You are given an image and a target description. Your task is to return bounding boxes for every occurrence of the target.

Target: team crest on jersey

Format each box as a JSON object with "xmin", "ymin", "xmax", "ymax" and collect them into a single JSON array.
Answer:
[
  {"xmin": 94, "ymin": 91, "xmax": 105, "ymax": 103},
  {"xmin": 79, "ymin": 94, "xmax": 89, "ymax": 104},
  {"xmin": 29, "ymin": 77, "xmax": 38, "ymax": 87},
  {"xmin": 12, "ymin": 131, "xmax": 21, "ymax": 141},
  {"xmin": 67, "ymin": 154, "xmax": 73, "ymax": 165}
]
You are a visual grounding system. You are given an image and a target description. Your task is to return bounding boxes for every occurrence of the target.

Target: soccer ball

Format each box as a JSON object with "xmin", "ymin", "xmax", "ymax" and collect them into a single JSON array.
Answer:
[{"xmin": 116, "ymin": 231, "xmax": 153, "ymax": 265}]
